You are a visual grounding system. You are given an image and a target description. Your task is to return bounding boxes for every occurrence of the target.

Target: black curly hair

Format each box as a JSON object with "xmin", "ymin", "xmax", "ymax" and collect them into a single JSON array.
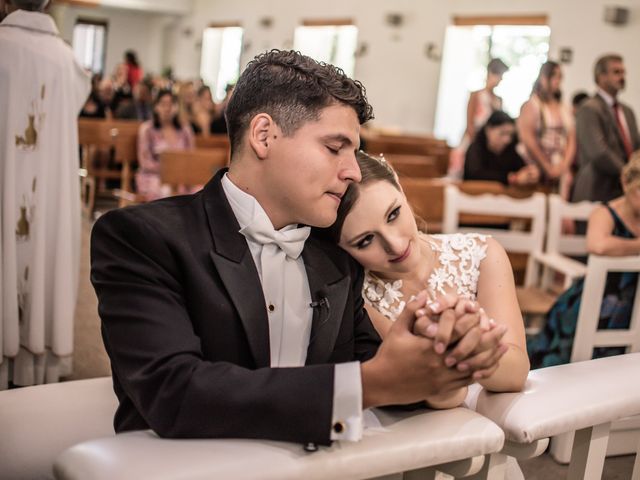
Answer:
[{"xmin": 225, "ymin": 49, "xmax": 374, "ymax": 156}]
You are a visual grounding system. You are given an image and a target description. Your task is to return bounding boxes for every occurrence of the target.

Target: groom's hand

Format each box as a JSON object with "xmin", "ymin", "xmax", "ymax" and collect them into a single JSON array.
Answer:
[{"xmin": 361, "ymin": 291, "xmax": 474, "ymax": 408}]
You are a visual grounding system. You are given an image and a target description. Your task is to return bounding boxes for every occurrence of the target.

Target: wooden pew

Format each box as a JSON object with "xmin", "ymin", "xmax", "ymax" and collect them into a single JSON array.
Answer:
[
  {"xmin": 78, "ymin": 118, "xmax": 140, "ymax": 216},
  {"xmin": 159, "ymin": 148, "xmax": 228, "ymax": 194},
  {"xmin": 115, "ymin": 147, "xmax": 229, "ymax": 207},
  {"xmin": 194, "ymin": 134, "xmax": 230, "ymax": 150},
  {"xmin": 386, "ymin": 154, "xmax": 440, "ymax": 178},
  {"xmin": 363, "ymin": 131, "xmax": 450, "ymax": 176}
]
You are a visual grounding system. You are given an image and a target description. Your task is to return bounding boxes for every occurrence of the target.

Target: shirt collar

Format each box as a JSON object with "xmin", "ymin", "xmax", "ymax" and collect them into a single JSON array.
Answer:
[
  {"xmin": 597, "ymin": 88, "xmax": 616, "ymax": 107},
  {"xmin": 1, "ymin": 10, "xmax": 59, "ymax": 36},
  {"xmin": 221, "ymin": 173, "xmax": 299, "ymax": 235}
]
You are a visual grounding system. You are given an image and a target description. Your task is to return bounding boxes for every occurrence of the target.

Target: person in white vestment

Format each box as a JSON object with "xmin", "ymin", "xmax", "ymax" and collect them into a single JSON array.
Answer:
[{"xmin": 0, "ymin": 0, "xmax": 91, "ymax": 388}]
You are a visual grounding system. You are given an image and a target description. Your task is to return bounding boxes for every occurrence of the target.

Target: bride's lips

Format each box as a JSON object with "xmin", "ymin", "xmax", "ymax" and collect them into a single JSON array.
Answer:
[{"xmin": 390, "ymin": 243, "xmax": 411, "ymax": 263}]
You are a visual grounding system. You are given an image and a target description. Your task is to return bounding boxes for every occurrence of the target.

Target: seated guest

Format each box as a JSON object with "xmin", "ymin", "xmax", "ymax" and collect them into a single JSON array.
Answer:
[
  {"xmin": 326, "ymin": 151, "xmax": 528, "ymax": 408},
  {"xmin": 80, "ymin": 73, "xmax": 107, "ymax": 118},
  {"xmin": 528, "ymin": 152, "xmax": 640, "ymax": 368},
  {"xmin": 114, "ymin": 81, "xmax": 153, "ymax": 120},
  {"xmin": 210, "ymin": 83, "xmax": 234, "ymax": 134},
  {"xmin": 192, "ymin": 85, "xmax": 216, "ymax": 135},
  {"xmin": 135, "ymin": 89, "xmax": 194, "ymax": 200},
  {"xmin": 464, "ymin": 111, "xmax": 539, "ymax": 187}
]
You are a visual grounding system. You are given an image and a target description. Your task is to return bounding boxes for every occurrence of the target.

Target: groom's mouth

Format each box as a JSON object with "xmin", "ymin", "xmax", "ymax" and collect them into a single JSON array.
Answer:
[
  {"xmin": 326, "ymin": 191, "xmax": 344, "ymax": 203},
  {"xmin": 390, "ymin": 243, "xmax": 411, "ymax": 263}
]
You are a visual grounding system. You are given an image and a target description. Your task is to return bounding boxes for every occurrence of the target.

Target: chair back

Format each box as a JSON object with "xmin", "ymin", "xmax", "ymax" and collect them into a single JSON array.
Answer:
[
  {"xmin": 159, "ymin": 148, "xmax": 228, "ymax": 191},
  {"xmin": 546, "ymin": 194, "xmax": 598, "ymax": 256},
  {"xmin": 443, "ymin": 184, "xmax": 546, "ymax": 286},
  {"xmin": 571, "ymin": 255, "xmax": 640, "ymax": 362}
]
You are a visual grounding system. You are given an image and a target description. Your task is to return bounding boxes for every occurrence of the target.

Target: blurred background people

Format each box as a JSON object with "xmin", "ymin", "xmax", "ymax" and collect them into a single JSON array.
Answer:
[
  {"xmin": 464, "ymin": 110, "xmax": 539, "ymax": 187},
  {"xmin": 572, "ymin": 54, "xmax": 640, "ymax": 203},
  {"xmin": 517, "ymin": 61, "xmax": 575, "ymax": 197},
  {"xmin": 528, "ymin": 152, "xmax": 640, "ymax": 369},
  {"xmin": 448, "ymin": 58, "xmax": 509, "ymax": 178},
  {"xmin": 135, "ymin": 89, "xmax": 194, "ymax": 200}
]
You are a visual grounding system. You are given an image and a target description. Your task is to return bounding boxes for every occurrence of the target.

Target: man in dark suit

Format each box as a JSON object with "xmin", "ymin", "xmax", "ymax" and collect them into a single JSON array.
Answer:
[
  {"xmin": 91, "ymin": 50, "xmax": 505, "ymax": 446},
  {"xmin": 573, "ymin": 54, "xmax": 640, "ymax": 202}
]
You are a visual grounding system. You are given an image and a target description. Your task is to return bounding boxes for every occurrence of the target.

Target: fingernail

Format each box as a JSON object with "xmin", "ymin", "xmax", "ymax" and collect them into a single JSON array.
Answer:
[
  {"xmin": 457, "ymin": 362, "xmax": 469, "ymax": 372},
  {"xmin": 479, "ymin": 307, "xmax": 485, "ymax": 314},
  {"xmin": 435, "ymin": 342, "xmax": 445, "ymax": 354},
  {"xmin": 445, "ymin": 356, "xmax": 456, "ymax": 367},
  {"xmin": 473, "ymin": 372, "xmax": 484, "ymax": 380},
  {"xmin": 429, "ymin": 301, "xmax": 441, "ymax": 313},
  {"xmin": 426, "ymin": 324, "xmax": 438, "ymax": 337},
  {"xmin": 416, "ymin": 309, "xmax": 425, "ymax": 317},
  {"xmin": 489, "ymin": 318, "xmax": 497, "ymax": 327}
]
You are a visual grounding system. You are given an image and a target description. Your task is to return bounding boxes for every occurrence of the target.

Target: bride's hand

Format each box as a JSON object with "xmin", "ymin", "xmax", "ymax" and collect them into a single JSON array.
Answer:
[{"xmin": 413, "ymin": 295, "xmax": 489, "ymax": 353}]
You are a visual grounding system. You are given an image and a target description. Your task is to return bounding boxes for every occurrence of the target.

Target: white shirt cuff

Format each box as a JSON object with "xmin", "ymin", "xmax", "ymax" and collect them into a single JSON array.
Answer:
[{"xmin": 330, "ymin": 361, "xmax": 363, "ymax": 442}]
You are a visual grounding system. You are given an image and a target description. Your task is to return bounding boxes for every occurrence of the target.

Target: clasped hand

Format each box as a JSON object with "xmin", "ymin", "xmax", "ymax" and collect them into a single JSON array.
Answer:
[{"xmin": 362, "ymin": 290, "xmax": 508, "ymax": 408}]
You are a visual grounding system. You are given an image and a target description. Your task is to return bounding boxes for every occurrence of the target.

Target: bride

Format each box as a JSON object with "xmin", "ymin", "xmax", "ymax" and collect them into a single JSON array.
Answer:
[{"xmin": 324, "ymin": 151, "xmax": 529, "ymax": 408}]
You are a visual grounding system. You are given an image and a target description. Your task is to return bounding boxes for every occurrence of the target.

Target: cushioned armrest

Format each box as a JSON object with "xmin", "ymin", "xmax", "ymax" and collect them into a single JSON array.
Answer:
[
  {"xmin": 54, "ymin": 407, "xmax": 504, "ymax": 480},
  {"xmin": 0, "ymin": 377, "xmax": 117, "ymax": 480},
  {"xmin": 473, "ymin": 354, "xmax": 640, "ymax": 444}
]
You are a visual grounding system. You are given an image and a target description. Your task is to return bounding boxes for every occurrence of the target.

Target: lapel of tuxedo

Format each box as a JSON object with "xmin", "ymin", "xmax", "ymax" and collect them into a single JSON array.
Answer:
[
  {"xmin": 302, "ymin": 237, "xmax": 350, "ymax": 365},
  {"xmin": 204, "ymin": 170, "xmax": 270, "ymax": 368}
]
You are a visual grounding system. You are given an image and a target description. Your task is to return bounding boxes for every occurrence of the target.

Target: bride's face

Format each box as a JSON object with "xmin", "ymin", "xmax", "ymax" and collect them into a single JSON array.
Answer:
[{"xmin": 338, "ymin": 180, "xmax": 420, "ymax": 276}]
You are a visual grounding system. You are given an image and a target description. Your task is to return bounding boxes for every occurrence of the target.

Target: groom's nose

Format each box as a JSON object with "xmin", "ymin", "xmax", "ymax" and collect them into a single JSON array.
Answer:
[{"xmin": 338, "ymin": 151, "xmax": 362, "ymax": 184}]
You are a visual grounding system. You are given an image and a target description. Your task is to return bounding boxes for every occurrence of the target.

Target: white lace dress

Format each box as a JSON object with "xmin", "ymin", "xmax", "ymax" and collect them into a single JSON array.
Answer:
[{"xmin": 363, "ymin": 233, "xmax": 489, "ymax": 321}]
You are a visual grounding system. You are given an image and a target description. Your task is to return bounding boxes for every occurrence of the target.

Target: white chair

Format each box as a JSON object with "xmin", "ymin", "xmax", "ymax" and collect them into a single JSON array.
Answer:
[
  {"xmin": 550, "ymin": 254, "xmax": 640, "ymax": 463},
  {"xmin": 54, "ymin": 408, "xmax": 505, "ymax": 480},
  {"xmin": 0, "ymin": 377, "xmax": 117, "ymax": 479},
  {"xmin": 442, "ymin": 185, "xmax": 557, "ymax": 320},
  {"xmin": 534, "ymin": 194, "xmax": 598, "ymax": 292},
  {"xmin": 469, "ymin": 353, "xmax": 640, "ymax": 480}
]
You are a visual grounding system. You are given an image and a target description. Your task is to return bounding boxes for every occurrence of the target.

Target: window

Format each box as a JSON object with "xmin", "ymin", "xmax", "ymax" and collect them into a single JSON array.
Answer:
[
  {"xmin": 72, "ymin": 19, "xmax": 107, "ymax": 74},
  {"xmin": 200, "ymin": 25, "xmax": 243, "ymax": 102},
  {"xmin": 434, "ymin": 17, "xmax": 550, "ymax": 146},
  {"xmin": 294, "ymin": 20, "xmax": 358, "ymax": 77}
]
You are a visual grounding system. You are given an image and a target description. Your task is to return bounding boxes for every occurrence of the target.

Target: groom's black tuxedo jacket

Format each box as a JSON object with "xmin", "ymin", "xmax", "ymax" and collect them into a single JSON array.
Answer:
[{"xmin": 90, "ymin": 169, "xmax": 381, "ymax": 445}]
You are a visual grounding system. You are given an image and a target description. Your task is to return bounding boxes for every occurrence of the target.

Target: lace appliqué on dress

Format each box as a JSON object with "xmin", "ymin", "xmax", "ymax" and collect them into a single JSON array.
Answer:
[{"xmin": 363, "ymin": 233, "xmax": 489, "ymax": 321}]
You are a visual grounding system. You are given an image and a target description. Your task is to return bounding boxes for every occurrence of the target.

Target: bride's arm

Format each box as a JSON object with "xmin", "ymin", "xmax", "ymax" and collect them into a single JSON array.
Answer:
[{"xmin": 475, "ymin": 238, "xmax": 530, "ymax": 392}]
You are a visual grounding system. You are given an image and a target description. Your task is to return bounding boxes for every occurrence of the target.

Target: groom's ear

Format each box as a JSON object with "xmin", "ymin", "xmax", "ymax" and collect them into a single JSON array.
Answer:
[{"xmin": 248, "ymin": 113, "xmax": 276, "ymax": 160}]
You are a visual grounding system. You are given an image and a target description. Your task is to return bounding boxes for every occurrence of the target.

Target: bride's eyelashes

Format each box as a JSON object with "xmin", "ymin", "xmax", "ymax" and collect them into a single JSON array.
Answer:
[
  {"xmin": 387, "ymin": 206, "xmax": 401, "ymax": 222},
  {"xmin": 356, "ymin": 234, "xmax": 374, "ymax": 249}
]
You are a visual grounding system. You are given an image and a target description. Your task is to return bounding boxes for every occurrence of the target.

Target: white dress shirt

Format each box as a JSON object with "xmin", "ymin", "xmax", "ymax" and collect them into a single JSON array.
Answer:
[{"xmin": 221, "ymin": 174, "xmax": 363, "ymax": 441}]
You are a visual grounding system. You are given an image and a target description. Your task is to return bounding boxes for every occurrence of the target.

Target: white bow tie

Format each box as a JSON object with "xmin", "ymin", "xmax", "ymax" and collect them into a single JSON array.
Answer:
[{"xmin": 240, "ymin": 220, "xmax": 311, "ymax": 259}]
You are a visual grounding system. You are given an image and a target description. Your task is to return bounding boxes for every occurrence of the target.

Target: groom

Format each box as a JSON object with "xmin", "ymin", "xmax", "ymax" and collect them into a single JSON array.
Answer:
[{"xmin": 91, "ymin": 50, "xmax": 503, "ymax": 446}]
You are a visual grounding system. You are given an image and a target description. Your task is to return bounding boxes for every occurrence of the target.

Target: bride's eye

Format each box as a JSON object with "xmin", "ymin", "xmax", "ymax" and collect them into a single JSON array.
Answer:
[
  {"xmin": 355, "ymin": 234, "xmax": 374, "ymax": 249},
  {"xmin": 387, "ymin": 206, "xmax": 401, "ymax": 222}
]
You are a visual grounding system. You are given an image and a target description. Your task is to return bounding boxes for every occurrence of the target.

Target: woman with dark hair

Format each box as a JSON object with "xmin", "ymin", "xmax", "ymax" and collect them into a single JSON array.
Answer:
[
  {"xmin": 464, "ymin": 110, "xmax": 539, "ymax": 186},
  {"xmin": 324, "ymin": 151, "xmax": 529, "ymax": 409},
  {"xmin": 517, "ymin": 61, "xmax": 575, "ymax": 195},
  {"xmin": 124, "ymin": 49, "xmax": 143, "ymax": 89},
  {"xmin": 135, "ymin": 89, "xmax": 194, "ymax": 200}
]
